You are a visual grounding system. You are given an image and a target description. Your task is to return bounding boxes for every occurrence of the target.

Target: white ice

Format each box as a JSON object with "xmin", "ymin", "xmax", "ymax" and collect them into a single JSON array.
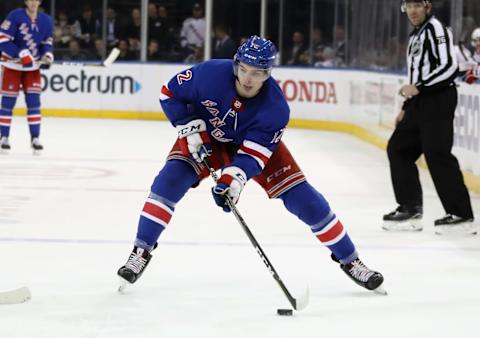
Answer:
[{"xmin": 1, "ymin": 117, "xmax": 479, "ymax": 338}]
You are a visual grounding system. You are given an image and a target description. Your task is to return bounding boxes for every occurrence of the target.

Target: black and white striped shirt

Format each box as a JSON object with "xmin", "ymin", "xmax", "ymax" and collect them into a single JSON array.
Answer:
[{"xmin": 407, "ymin": 15, "xmax": 458, "ymax": 92}]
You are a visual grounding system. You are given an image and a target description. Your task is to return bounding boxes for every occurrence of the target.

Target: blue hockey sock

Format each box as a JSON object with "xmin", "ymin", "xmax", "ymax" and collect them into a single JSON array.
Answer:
[
  {"xmin": 25, "ymin": 93, "xmax": 41, "ymax": 138},
  {"xmin": 0, "ymin": 96, "xmax": 16, "ymax": 137},
  {"xmin": 135, "ymin": 160, "xmax": 199, "ymax": 249},
  {"xmin": 280, "ymin": 182, "xmax": 358, "ymax": 264}
]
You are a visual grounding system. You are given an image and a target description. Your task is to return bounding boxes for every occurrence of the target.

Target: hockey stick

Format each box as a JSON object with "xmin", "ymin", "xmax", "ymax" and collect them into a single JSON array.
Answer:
[
  {"xmin": 203, "ymin": 158, "xmax": 309, "ymax": 311},
  {"xmin": 0, "ymin": 286, "xmax": 31, "ymax": 304},
  {"xmin": 59, "ymin": 47, "xmax": 121, "ymax": 67},
  {"xmin": 0, "ymin": 48, "xmax": 121, "ymax": 68}
]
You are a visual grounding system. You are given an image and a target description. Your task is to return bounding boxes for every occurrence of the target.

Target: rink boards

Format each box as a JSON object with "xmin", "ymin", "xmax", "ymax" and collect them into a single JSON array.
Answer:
[{"xmin": 10, "ymin": 62, "xmax": 480, "ymax": 189}]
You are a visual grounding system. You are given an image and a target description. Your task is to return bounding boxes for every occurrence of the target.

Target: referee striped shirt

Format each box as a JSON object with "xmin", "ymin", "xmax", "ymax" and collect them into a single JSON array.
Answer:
[{"xmin": 407, "ymin": 15, "xmax": 458, "ymax": 92}]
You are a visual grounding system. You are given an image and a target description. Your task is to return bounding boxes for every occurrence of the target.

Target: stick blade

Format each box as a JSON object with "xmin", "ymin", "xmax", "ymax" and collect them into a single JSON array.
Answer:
[
  {"xmin": 102, "ymin": 48, "xmax": 120, "ymax": 67},
  {"xmin": 293, "ymin": 285, "xmax": 309, "ymax": 311},
  {"xmin": 0, "ymin": 287, "xmax": 32, "ymax": 304}
]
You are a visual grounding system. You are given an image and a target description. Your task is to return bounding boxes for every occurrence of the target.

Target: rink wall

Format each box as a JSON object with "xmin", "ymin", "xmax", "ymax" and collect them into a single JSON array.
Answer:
[{"xmin": 11, "ymin": 63, "xmax": 480, "ymax": 192}]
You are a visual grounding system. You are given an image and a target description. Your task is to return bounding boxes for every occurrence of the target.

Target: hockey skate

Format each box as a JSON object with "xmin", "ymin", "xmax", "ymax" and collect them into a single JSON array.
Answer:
[
  {"xmin": 31, "ymin": 137, "xmax": 43, "ymax": 155},
  {"xmin": 382, "ymin": 205, "xmax": 423, "ymax": 232},
  {"xmin": 117, "ymin": 244, "xmax": 157, "ymax": 292},
  {"xmin": 0, "ymin": 136, "xmax": 10, "ymax": 154},
  {"xmin": 331, "ymin": 253, "xmax": 387, "ymax": 295},
  {"xmin": 434, "ymin": 215, "xmax": 477, "ymax": 236}
]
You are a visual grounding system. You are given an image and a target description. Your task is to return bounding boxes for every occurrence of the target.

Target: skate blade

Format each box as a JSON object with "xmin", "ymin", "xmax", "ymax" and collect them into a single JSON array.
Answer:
[
  {"xmin": 435, "ymin": 224, "xmax": 478, "ymax": 236},
  {"xmin": 32, "ymin": 149, "xmax": 42, "ymax": 156},
  {"xmin": 0, "ymin": 149, "xmax": 9, "ymax": 155},
  {"xmin": 118, "ymin": 277, "xmax": 128, "ymax": 293},
  {"xmin": 382, "ymin": 218, "xmax": 422, "ymax": 232},
  {"xmin": 373, "ymin": 285, "xmax": 388, "ymax": 296}
]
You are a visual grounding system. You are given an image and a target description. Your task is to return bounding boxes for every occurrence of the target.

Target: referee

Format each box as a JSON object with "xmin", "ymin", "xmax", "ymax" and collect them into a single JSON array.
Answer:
[{"xmin": 383, "ymin": 0, "xmax": 475, "ymax": 235}]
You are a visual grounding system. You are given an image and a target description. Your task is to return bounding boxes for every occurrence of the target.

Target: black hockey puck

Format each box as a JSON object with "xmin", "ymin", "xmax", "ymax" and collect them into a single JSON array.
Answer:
[{"xmin": 277, "ymin": 308, "xmax": 293, "ymax": 316}]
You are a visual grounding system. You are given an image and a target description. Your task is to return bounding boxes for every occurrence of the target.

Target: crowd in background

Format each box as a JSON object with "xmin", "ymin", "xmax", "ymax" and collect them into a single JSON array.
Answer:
[
  {"xmin": 48, "ymin": 2, "xmax": 350, "ymax": 68},
  {"xmin": 0, "ymin": 0, "xmax": 479, "ymax": 74},
  {"xmin": 0, "ymin": 0, "xmax": 350, "ymax": 67}
]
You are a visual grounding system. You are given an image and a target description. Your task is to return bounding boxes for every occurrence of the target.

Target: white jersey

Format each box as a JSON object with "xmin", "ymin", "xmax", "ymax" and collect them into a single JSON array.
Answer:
[
  {"xmin": 180, "ymin": 17, "xmax": 206, "ymax": 48},
  {"xmin": 454, "ymin": 45, "xmax": 477, "ymax": 71},
  {"xmin": 473, "ymin": 51, "xmax": 480, "ymax": 64}
]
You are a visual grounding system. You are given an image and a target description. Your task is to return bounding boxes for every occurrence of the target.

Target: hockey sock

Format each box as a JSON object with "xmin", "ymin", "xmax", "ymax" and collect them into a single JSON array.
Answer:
[
  {"xmin": 25, "ymin": 93, "xmax": 41, "ymax": 138},
  {"xmin": 280, "ymin": 181, "xmax": 358, "ymax": 264},
  {"xmin": 136, "ymin": 160, "xmax": 199, "ymax": 249},
  {"xmin": 0, "ymin": 96, "xmax": 16, "ymax": 137}
]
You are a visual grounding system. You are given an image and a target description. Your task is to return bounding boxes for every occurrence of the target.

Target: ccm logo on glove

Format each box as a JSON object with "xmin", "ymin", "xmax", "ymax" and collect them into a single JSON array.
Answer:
[{"xmin": 176, "ymin": 119, "xmax": 212, "ymax": 163}]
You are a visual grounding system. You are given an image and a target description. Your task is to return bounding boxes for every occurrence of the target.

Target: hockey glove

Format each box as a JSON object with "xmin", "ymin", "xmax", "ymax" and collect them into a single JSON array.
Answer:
[
  {"xmin": 19, "ymin": 49, "xmax": 34, "ymax": 67},
  {"xmin": 212, "ymin": 166, "xmax": 247, "ymax": 212},
  {"xmin": 465, "ymin": 68, "xmax": 479, "ymax": 84},
  {"xmin": 176, "ymin": 119, "xmax": 212, "ymax": 163},
  {"xmin": 40, "ymin": 53, "xmax": 54, "ymax": 70}
]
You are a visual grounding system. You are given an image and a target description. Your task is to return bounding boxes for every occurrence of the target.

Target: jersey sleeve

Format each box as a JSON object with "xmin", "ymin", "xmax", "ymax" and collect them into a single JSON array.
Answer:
[
  {"xmin": 0, "ymin": 12, "xmax": 21, "ymax": 59},
  {"xmin": 39, "ymin": 16, "xmax": 54, "ymax": 57},
  {"xmin": 416, "ymin": 22, "xmax": 458, "ymax": 92},
  {"xmin": 159, "ymin": 65, "xmax": 200, "ymax": 126},
  {"xmin": 230, "ymin": 102, "xmax": 289, "ymax": 180}
]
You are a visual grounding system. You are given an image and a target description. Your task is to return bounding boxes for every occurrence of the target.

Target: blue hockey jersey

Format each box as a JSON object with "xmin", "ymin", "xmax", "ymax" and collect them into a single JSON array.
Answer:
[
  {"xmin": 0, "ymin": 8, "xmax": 53, "ymax": 71},
  {"xmin": 160, "ymin": 59, "xmax": 290, "ymax": 180}
]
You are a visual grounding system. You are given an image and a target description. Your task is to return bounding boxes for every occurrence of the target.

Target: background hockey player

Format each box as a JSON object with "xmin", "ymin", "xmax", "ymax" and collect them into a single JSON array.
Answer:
[
  {"xmin": 0, "ymin": 0, "xmax": 53, "ymax": 153},
  {"xmin": 117, "ymin": 35, "xmax": 385, "ymax": 294},
  {"xmin": 462, "ymin": 28, "xmax": 480, "ymax": 84}
]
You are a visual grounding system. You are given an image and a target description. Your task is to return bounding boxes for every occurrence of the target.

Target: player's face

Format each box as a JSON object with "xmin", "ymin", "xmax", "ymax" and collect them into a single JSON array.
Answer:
[
  {"xmin": 405, "ymin": 2, "xmax": 431, "ymax": 27},
  {"xmin": 25, "ymin": 0, "xmax": 41, "ymax": 13},
  {"xmin": 235, "ymin": 62, "xmax": 269, "ymax": 98}
]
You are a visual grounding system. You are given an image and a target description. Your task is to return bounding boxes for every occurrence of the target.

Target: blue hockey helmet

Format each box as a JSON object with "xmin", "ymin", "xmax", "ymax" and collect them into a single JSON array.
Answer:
[{"xmin": 234, "ymin": 35, "xmax": 277, "ymax": 76}]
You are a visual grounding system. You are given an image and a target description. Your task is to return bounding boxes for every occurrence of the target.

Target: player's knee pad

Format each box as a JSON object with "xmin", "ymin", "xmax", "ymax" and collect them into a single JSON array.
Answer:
[
  {"xmin": 150, "ymin": 160, "xmax": 199, "ymax": 203},
  {"xmin": 25, "ymin": 93, "xmax": 40, "ymax": 110},
  {"xmin": 1, "ymin": 96, "xmax": 17, "ymax": 110},
  {"xmin": 279, "ymin": 181, "xmax": 331, "ymax": 226}
]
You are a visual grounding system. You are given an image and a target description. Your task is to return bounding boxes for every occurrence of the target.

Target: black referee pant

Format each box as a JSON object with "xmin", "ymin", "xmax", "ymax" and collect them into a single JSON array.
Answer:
[{"xmin": 387, "ymin": 85, "xmax": 473, "ymax": 219}]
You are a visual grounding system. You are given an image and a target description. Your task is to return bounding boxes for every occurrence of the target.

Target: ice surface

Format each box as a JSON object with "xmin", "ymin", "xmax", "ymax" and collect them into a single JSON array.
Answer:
[{"xmin": 1, "ymin": 117, "xmax": 479, "ymax": 338}]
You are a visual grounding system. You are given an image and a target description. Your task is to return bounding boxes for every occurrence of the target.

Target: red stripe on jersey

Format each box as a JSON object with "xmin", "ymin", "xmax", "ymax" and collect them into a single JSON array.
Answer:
[
  {"xmin": 240, "ymin": 145, "xmax": 270, "ymax": 166},
  {"xmin": 27, "ymin": 117, "xmax": 41, "ymax": 123},
  {"xmin": 143, "ymin": 202, "xmax": 172, "ymax": 224},
  {"xmin": 0, "ymin": 54, "xmax": 12, "ymax": 61},
  {"xmin": 0, "ymin": 117, "xmax": 12, "ymax": 123},
  {"xmin": 161, "ymin": 85, "xmax": 173, "ymax": 98},
  {"xmin": 317, "ymin": 221, "xmax": 344, "ymax": 243}
]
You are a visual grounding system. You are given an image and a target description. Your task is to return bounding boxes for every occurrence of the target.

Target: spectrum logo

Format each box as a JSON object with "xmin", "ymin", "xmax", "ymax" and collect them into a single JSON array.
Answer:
[{"xmin": 40, "ymin": 70, "xmax": 142, "ymax": 95}]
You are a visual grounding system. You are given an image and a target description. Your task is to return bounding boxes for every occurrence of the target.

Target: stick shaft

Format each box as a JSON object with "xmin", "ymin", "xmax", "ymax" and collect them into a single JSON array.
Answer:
[{"xmin": 203, "ymin": 158, "xmax": 299, "ymax": 309}]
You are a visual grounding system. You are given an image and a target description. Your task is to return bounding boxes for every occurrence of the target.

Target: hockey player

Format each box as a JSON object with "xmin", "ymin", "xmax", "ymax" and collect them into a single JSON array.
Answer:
[
  {"xmin": 463, "ymin": 28, "xmax": 480, "ymax": 84},
  {"xmin": 0, "ymin": 0, "xmax": 53, "ymax": 154},
  {"xmin": 117, "ymin": 35, "xmax": 385, "ymax": 295}
]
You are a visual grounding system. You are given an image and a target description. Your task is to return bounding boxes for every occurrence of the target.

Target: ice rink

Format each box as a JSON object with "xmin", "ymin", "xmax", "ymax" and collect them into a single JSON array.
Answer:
[{"xmin": 1, "ymin": 117, "xmax": 479, "ymax": 338}]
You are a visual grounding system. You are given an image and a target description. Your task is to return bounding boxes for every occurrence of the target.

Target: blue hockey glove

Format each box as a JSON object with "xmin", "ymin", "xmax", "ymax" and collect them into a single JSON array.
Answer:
[
  {"xmin": 211, "ymin": 166, "xmax": 247, "ymax": 212},
  {"xmin": 176, "ymin": 119, "xmax": 212, "ymax": 163}
]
